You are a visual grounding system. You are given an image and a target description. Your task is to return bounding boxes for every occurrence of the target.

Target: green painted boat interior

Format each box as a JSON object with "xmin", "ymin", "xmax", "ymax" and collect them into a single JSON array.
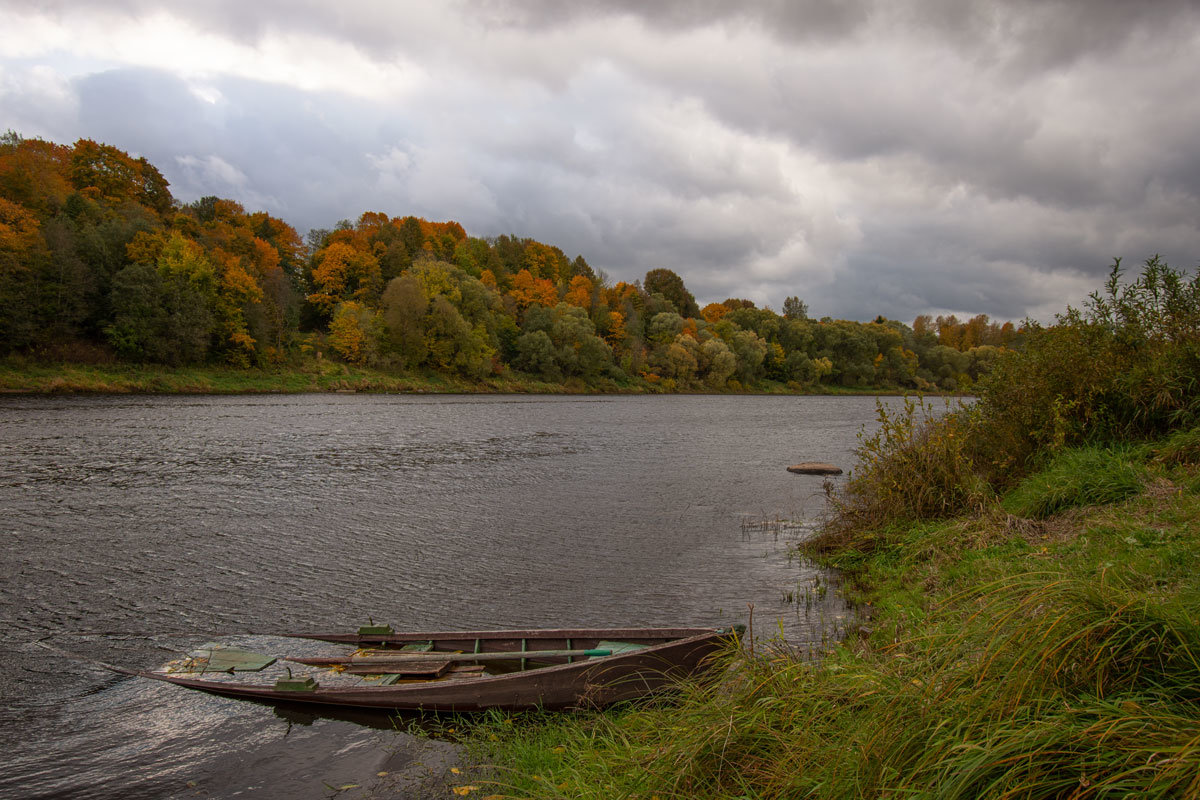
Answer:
[
  {"xmin": 195, "ymin": 646, "xmax": 277, "ymax": 672},
  {"xmin": 596, "ymin": 641, "xmax": 649, "ymax": 655}
]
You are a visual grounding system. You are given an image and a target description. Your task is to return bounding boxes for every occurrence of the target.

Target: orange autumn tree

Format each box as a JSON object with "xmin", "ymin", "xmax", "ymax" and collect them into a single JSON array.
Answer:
[
  {"xmin": 308, "ymin": 241, "xmax": 383, "ymax": 314},
  {"xmin": 522, "ymin": 241, "xmax": 570, "ymax": 284},
  {"xmin": 0, "ymin": 196, "xmax": 42, "ymax": 260},
  {"xmin": 187, "ymin": 197, "xmax": 302, "ymax": 363},
  {"xmin": 415, "ymin": 217, "xmax": 467, "ymax": 261},
  {"xmin": 606, "ymin": 281, "xmax": 645, "ymax": 312},
  {"xmin": 0, "ymin": 197, "xmax": 47, "ymax": 345},
  {"xmin": 564, "ymin": 275, "xmax": 594, "ymax": 309},
  {"xmin": 509, "ymin": 268, "xmax": 558, "ymax": 311},
  {"xmin": 0, "ymin": 136, "xmax": 72, "ymax": 213},
  {"xmin": 68, "ymin": 138, "xmax": 171, "ymax": 214},
  {"xmin": 702, "ymin": 302, "xmax": 731, "ymax": 324}
]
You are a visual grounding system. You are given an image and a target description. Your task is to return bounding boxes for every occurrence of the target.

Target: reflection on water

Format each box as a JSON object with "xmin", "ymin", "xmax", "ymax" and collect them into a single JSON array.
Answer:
[{"xmin": 0, "ymin": 393, "xmax": 895, "ymax": 798}]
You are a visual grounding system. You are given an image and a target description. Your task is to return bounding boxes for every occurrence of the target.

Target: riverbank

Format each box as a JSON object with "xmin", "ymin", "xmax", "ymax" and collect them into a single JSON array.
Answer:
[
  {"xmin": 459, "ymin": 434, "xmax": 1200, "ymax": 797},
  {"xmin": 0, "ymin": 360, "xmax": 577, "ymax": 395},
  {"xmin": 0, "ymin": 360, "xmax": 924, "ymax": 396}
]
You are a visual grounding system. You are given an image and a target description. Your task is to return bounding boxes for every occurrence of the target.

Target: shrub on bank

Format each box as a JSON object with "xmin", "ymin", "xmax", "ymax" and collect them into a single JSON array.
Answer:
[
  {"xmin": 816, "ymin": 257, "xmax": 1200, "ymax": 549},
  {"xmin": 970, "ymin": 256, "xmax": 1200, "ymax": 487},
  {"xmin": 814, "ymin": 397, "xmax": 990, "ymax": 554}
]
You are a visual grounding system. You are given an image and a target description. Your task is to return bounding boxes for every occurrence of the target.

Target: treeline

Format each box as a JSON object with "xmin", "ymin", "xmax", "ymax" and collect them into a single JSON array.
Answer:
[{"xmin": 1, "ymin": 133, "xmax": 1016, "ymax": 391}]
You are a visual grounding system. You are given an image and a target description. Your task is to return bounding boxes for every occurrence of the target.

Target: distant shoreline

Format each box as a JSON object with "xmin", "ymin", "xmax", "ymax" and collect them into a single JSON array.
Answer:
[{"xmin": 0, "ymin": 361, "xmax": 945, "ymax": 398}]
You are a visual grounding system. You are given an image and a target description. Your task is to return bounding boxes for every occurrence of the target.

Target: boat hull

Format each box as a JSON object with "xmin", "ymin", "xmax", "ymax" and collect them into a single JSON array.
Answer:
[{"xmin": 137, "ymin": 628, "xmax": 732, "ymax": 712}]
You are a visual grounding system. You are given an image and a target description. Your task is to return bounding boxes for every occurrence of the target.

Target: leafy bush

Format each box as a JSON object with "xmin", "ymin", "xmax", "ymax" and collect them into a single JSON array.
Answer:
[
  {"xmin": 816, "ymin": 257, "xmax": 1198, "ymax": 543},
  {"xmin": 971, "ymin": 257, "xmax": 1200, "ymax": 485},
  {"xmin": 813, "ymin": 397, "xmax": 991, "ymax": 551},
  {"xmin": 1001, "ymin": 445, "xmax": 1146, "ymax": 519}
]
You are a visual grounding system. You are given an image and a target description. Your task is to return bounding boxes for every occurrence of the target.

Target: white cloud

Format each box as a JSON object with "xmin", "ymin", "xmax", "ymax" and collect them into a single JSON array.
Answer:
[
  {"xmin": 0, "ymin": 6, "xmax": 424, "ymax": 99},
  {"xmin": 173, "ymin": 153, "xmax": 278, "ymax": 212},
  {"xmin": 0, "ymin": 62, "xmax": 79, "ymax": 138}
]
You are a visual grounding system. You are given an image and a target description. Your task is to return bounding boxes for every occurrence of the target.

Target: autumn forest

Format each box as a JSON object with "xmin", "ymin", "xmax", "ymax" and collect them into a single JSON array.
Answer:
[{"xmin": 1, "ymin": 133, "xmax": 1019, "ymax": 392}]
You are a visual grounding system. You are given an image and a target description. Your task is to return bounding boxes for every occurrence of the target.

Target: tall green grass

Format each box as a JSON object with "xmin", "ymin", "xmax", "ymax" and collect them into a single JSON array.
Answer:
[
  {"xmin": 1001, "ymin": 446, "xmax": 1145, "ymax": 519},
  {"xmin": 1152, "ymin": 425, "xmax": 1200, "ymax": 467}
]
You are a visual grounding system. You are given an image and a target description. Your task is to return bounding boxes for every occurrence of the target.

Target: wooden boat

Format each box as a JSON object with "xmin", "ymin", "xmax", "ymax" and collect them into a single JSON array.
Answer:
[{"xmin": 98, "ymin": 626, "xmax": 740, "ymax": 713}]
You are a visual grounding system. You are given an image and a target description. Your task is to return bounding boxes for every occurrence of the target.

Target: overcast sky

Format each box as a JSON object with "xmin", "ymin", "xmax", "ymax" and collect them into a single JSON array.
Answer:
[{"xmin": 2, "ymin": 1, "xmax": 1199, "ymax": 322}]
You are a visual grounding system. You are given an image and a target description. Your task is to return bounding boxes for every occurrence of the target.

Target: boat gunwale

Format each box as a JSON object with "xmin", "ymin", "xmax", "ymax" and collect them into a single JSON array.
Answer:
[{"xmin": 293, "ymin": 626, "xmax": 725, "ymax": 644}]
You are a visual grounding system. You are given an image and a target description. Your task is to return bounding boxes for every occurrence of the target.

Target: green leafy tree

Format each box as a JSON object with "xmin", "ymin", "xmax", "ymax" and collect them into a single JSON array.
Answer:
[
  {"xmin": 514, "ymin": 329, "xmax": 559, "ymax": 380},
  {"xmin": 700, "ymin": 337, "xmax": 737, "ymax": 388},
  {"xmin": 647, "ymin": 311, "xmax": 685, "ymax": 345},
  {"xmin": 105, "ymin": 262, "xmax": 167, "ymax": 360},
  {"xmin": 424, "ymin": 295, "xmax": 493, "ymax": 378},
  {"xmin": 727, "ymin": 328, "xmax": 768, "ymax": 383},
  {"xmin": 783, "ymin": 296, "xmax": 808, "ymax": 320},
  {"xmin": 644, "ymin": 268, "xmax": 700, "ymax": 318},
  {"xmin": 380, "ymin": 273, "xmax": 429, "ymax": 367}
]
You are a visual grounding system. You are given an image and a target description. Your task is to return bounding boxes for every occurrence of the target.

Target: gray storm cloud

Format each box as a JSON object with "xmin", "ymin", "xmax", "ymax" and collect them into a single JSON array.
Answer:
[{"xmin": 2, "ymin": 0, "xmax": 1198, "ymax": 322}]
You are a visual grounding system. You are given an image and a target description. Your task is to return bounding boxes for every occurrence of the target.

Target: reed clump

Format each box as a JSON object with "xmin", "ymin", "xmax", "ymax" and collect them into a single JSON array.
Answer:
[{"xmin": 813, "ymin": 396, "xmax": 991, "ymax": 555}]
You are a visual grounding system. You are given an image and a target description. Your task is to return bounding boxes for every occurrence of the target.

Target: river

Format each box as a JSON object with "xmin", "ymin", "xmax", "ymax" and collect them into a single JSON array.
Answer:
[{"xmin": 0, "ymin": 393, "xmax": 892, "ymax": 798}]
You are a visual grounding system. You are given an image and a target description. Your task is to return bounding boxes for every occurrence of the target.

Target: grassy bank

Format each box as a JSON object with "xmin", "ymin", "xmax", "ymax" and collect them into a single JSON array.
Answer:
[
  {"xmin": 454, "ymin": 259, "xmax": 1200, "ymax": 799},
  {"xmin": 0, "ymin": 359, "xmax": 924, "ymax": 396},
  {"xmin": 456, "ymin": 436, "xmax": 1200, "ymax": 799},
  {"xmin": 0, "ymin": 360, "xmax": 596, "ymax": 395}
]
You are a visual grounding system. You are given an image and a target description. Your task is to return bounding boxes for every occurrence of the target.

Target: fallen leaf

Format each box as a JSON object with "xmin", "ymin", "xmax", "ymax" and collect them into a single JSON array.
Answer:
[{"xmin": 451, "ymin": 786, "xmax": 479, "ymax": 796}]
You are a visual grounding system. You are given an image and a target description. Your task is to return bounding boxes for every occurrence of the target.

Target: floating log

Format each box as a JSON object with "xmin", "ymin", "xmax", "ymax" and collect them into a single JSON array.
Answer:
[{"xmin": 787, "ymin": 462, "xmax": 843, "ymax": 475}]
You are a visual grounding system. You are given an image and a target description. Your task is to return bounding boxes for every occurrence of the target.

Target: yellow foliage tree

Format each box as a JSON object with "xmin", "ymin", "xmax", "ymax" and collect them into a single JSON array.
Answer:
[
  {"xmin": 308, "ymin": 241, "xmax": 382, "ymax": 313},
  {"xmin": 605, "ymin": 310, "xmax": 627, "ymax": 351},
  {"xmin": 328, "ymin": 300, "xmax": 379, "ymax": 364},
  {"xmin": 564, "ymin": 275, "xmax": 593, "ymax": 309}
]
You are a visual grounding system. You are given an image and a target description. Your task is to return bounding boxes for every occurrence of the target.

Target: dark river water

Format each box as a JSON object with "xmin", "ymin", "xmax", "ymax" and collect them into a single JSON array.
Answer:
[{"xmin": 0, "ymin": 393, "xmax": 892, "ymax": 798}]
